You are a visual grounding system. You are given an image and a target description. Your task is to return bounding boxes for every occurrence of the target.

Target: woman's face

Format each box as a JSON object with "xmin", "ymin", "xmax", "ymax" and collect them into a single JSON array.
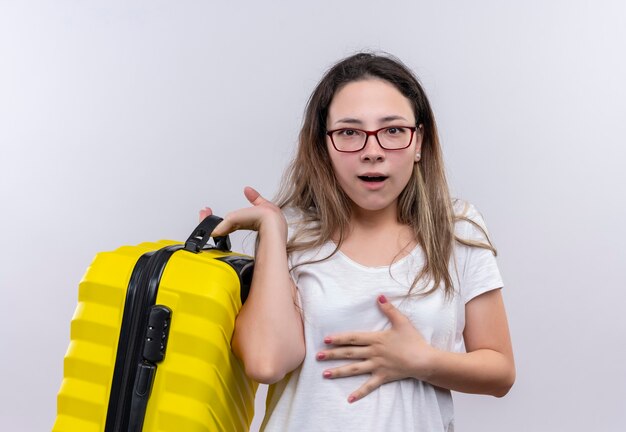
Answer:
[{"xmin": 326, "ymin": 78, "xmax": 422, "ymax": 217}]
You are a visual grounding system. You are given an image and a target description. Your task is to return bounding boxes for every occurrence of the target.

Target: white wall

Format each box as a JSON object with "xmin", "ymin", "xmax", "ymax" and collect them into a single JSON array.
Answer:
[{"xmin": 1, "ymin": 1, "xmax": 625, "ymax": 430}]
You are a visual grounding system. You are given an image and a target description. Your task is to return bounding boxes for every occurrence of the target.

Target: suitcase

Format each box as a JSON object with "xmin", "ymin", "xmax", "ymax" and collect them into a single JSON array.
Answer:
[{"xmin": 53, "ymin": 216, "xmax": 258, "ymax": 431}]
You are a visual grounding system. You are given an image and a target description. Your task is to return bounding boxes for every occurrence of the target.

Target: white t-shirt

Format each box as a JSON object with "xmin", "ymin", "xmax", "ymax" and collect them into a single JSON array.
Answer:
[{"xmin": 260, "ymin": 201, "xmax": 504, "ymax": 432}]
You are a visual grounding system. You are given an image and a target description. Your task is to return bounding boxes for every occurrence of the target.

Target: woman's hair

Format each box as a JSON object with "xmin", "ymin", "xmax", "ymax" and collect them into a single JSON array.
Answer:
[{"xmin": 275, "ymin": 52, "xmax": 495, "ymax": 298}]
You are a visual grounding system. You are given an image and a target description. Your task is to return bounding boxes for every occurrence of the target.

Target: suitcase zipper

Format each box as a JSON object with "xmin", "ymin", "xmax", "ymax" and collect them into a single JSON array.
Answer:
[{"xmin": 105, "ymin": 244, "xmax": 183, "ymax": 432}]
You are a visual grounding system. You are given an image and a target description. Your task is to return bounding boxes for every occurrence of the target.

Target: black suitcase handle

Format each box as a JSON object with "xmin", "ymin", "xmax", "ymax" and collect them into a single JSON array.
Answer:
[{"xmin": 184, "ymin": 215, "xmax": 231, "ymax": 253}]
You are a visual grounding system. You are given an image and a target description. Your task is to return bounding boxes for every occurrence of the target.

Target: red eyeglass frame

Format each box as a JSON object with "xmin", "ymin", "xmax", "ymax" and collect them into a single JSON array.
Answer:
[{"xmin": 326, "ymin": 126, "xmax": 417, "ymax": 153}]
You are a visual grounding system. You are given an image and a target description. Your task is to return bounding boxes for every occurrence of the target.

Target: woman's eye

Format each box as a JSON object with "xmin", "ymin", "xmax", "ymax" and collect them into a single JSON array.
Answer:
[
  {"xmin": 386, "ymin": 127, "xmax": 405, "ymax": 135},
  {"xmin": 340, "ymin": 129, "xmax": 358, "ymax": 136}
]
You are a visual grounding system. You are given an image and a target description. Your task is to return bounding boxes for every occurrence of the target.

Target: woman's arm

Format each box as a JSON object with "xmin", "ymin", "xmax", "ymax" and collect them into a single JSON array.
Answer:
[
  {"xmin": 208, "ymin": 187, "xmax": 306, "ymax": 384},
  {"xmin": 421, "ymin": 288, "xmax": 515, "ymax": 397}
]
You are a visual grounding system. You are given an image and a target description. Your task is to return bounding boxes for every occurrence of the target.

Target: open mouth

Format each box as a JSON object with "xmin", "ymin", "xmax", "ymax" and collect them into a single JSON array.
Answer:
[{"xmin": 358, "ymin": 175, "xmax": 388, "ymax": 182}]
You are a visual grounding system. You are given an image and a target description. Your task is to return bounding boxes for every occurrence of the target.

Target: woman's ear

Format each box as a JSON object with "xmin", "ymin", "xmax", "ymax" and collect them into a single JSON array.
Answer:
[{"xmin": 414, "ymin": 124, "xmax": 424, "ymax": 161}]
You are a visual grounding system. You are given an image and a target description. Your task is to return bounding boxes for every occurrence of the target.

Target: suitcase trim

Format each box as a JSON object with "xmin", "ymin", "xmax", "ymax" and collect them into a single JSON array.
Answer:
[{"xmin": 215, "ymin": 256, "xmax": 254, "ymax": 304}]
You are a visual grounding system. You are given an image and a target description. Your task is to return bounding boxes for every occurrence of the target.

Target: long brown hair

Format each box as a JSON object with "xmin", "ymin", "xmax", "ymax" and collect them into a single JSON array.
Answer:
[{"xmin": 275, "ymin": 52, "xmax": 495, "ymax": 297}]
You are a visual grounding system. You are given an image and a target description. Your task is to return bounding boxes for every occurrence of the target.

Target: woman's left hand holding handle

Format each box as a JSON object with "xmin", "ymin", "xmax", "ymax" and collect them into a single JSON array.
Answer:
[{"xmin": 199, "ymin": 186, "xmax": 287, "ymax": 239}]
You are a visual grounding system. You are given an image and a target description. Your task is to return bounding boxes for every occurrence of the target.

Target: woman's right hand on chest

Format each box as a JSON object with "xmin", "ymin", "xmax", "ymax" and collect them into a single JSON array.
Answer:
[{"xmin": 199, "ymin": 186, "xmax": 287, "ymax": 239}]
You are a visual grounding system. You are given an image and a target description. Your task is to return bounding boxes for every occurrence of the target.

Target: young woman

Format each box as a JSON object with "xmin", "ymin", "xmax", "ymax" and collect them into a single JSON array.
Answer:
[{"xmin": 201, "ymin": 52, "xmax": 515, "ymax": 431}]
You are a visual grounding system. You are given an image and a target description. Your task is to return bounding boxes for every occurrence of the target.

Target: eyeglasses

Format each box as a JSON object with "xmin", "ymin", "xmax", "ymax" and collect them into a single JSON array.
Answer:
[{"xmin": 326, "ymin": 126, "xmax": 417, "ymax": 153}]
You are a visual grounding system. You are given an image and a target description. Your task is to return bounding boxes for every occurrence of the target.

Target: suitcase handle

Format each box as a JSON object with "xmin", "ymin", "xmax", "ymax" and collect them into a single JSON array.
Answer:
[{"xmin": 184, "ymin": 215, "xmax": 231, "ymax": 252}]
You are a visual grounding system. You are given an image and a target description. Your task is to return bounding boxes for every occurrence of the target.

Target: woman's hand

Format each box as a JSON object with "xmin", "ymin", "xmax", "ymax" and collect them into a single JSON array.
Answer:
[
  {"xmin": 199, "ymin": 186, "xmax": 287, "ymax": 239},
  {"xmin": 316, "ymin": 295, "xmax": 437, "ymax": 403}
]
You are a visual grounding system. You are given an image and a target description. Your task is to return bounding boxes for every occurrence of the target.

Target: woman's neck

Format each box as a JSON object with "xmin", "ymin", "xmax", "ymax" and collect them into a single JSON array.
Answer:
[
  {"xmin": 331, "ymin": 204, "xmax": 417, "ymax": 267},
  {"xmin": 348, "ymin": 202, "xmax": 401, "ymax": 232}
]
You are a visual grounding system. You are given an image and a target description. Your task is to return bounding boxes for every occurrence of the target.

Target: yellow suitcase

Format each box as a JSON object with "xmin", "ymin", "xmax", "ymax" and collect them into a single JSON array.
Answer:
[{"xmin": 53, "ymin": 216, "xmax": 258, "ymax": 431}]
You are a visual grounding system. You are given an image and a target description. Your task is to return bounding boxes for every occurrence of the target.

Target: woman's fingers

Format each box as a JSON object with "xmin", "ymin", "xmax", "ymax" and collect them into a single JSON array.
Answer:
[
  {"xmin": 243, "ymin": 186, "xmax": 259, "ymax": 203},
  {"xmin": 211, "ymin": 219, "xmax": 232, "ymax": 237},
  {"xmin": 199, "ymin": 187, "xmax": 285, "ymax": 237},
  {"xmin": 199, "ymin": 207, "xmax": 213, "ymax": 222},
  {"xmin": 244, "ymin": 186, "xmax": 268, "ymax": 206},
  {"xmin": 323, "ymin": 332, "xmax": 374, "ymax": 347},
  {"xmin": 347, "ymin": 375, "xmax": 386, "ymax": 403},
  {"xmin": 211, "ymin": 206, "xmax": 271, "ymax": 236},
  {"xmin": 321, "ymin": 359, "xmax": 375, "ymax": 379},
  {"xmin": 316, "ymin": 346, "xmax": 370, "ymax": 361}
]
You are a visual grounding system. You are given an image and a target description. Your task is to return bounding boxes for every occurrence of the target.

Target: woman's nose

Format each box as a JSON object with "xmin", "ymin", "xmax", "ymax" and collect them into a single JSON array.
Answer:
[{"xmin": 360, "ymin": 135, "xmax": 385, "ymax": 162}]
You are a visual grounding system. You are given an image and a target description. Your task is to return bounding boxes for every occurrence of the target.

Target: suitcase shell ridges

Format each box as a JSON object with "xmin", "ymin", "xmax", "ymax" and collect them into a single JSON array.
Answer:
[
  {"xmin": 54, "ymin": 240, "xmax": 257, "ymax": 432},
  {"xmin": 142, "ymin": 250, "xmax": 257, "ymax": 431}
]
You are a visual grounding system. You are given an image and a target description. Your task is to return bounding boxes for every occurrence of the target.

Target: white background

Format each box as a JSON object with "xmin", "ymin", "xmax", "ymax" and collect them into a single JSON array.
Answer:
[{"xmin": 1, "ymin": 1, "xmax": 625, "ymax": 430}]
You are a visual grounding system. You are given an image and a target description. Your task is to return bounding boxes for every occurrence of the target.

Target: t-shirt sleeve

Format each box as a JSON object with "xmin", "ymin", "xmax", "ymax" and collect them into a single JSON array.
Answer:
[{"xmin": 456, "ymin": 203, "xmax": 504, "ymax": 304}]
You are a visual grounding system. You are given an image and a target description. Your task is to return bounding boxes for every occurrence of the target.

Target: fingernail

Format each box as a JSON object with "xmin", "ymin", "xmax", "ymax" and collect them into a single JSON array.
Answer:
[
  {"xmin": 378, "ymin": 295, "xmax": 387, "ymax": 304},
  {"xmin": 348, "ymin": 395, "xmax": 356, "ymax": 403},
  {"xmin": 323, "ymin": 371, "xmax": 332, "ymax": 378},
  {"xmin": 316, "ymin": 352, "xmax": 326, "ymax": 360},
  {"xmin": 324, "ymin": 337, "xmax": 332, "ymax": 344}
]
